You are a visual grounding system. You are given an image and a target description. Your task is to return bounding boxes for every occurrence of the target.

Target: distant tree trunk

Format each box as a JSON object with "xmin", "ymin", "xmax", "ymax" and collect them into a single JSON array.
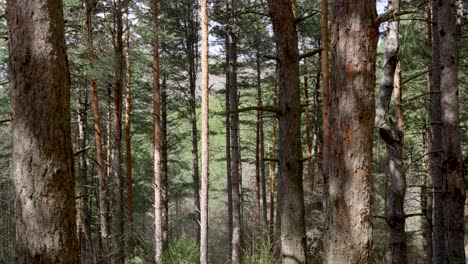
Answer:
[
  {"xmin": 7, "ymin": 0, "xmax": 79, "ymax": 262},
  {"xmin": 267, "ymin": 0, "xmax": 307, "ymax": 263},
  {"xmin": 269, "ymin": 116, "xmax": 277, "ymax": 235},
  {"xmin": 424, "ymin": 5, "xmax": 433, "ymax": 263},
  {"xmin": 429, "ymin": 0, "xmax": 446, "ymax": 262},
  {"xmin": 227, "ymin": 0, "xmax": 242, "ymax": 262},
  {"xmin": 112, "ymin": 0, "xmax": 125, "ymax": 261},
  {"xmin": 86, "ymin": 0, "xmax": 111, "ymax": 260},
  {"xmin": 78, "ymin": 84, "xmax": 93, "ymax": 264},
  {"xmin": 257, "ymin": 49, "xmax": 268, "ymax": 229},
  {"xmin": 123, "ymin": 4, "xmax": 134, "ymax": 256},
  {"xmin": 436, "ymin": 0, "xmax": 465, "ymax": 262},
  {"xmin": 152, "ymin": 0, "xmax": 163, "ymax": 262},
  {"xmin": 375, "ymin": 1, "xmax": 406, "ymax": 262},
  {"xmin": 199, "ymin": 0, "xmax": 210, "ymax": 262},
  {"xmin": 161, "ymin": 76, "xmax": 169, "ymax": 249},
  {"xmin": 303, "ymin": 71, "xmax": 314, "ymax": 190},
  {"xmin": 186, "ymin": 0, "xmax": 201, "ymax": 244},
  {"xmin": 325, "ymin": 1, "xmax": 377, "ymax": 263},
  {"xmin": 225, "ymin": 40, "xmax": 233, "ymax": 258}
]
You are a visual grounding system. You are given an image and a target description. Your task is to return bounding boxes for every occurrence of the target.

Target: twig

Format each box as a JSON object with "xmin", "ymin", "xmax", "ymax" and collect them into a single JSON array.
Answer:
[
  {"xmin": 299, "ymin": 48, "xmax": 322, "ymax": 60},
  {"xmin": 74, "ymin": 146, "xmax": 90, "ymax": 156}
]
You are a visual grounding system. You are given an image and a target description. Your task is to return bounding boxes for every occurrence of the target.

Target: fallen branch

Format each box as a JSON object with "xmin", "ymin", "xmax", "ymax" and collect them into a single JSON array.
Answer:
[
  {"xmin": 231, "ymin": 106, "xmax": 279, "ymax": 114},
  {"xmin": 299, "ymin": 48, "xmax": 322, "ymax": 60},
  {"xmin": 74, "ymin": 146, "xmax": 90, "ymax": 156}
]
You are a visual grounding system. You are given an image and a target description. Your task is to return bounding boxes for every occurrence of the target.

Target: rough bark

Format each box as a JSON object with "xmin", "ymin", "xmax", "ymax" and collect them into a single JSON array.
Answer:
[
  {"xmin": 152, "ymin": 0, "xmax": 163, "ymax": 262},
  {"xmin": 325, "ymin": 1, "xmax": 377, "ymax": 263},
  {"xmin": 7, "ymin": 0, "xmax": 79, "ymax": 262},
  {"xmin": 437, "ymin": 0, "xmax": 465, "ymax": 262},
  {"xmin": 227, "ymin": 0, "xmax": 242, "ymax": 262},
  {"xmin": 429, "ymin": 0, "xmax": 446, "ymax": 262},
  {"xmin": 375, "ymin": 1, "xmax": 407, "ymax": 262},
  {"xmin": 85, "ymin": 0, "xmax": 111, "ymax": 260},
  {"xmin": 200, "ymin": 0, "xmax": 210, "ymax": 262},
  {"xmin": 266, "ymin": 0, "xmax": 307, "ymax": 263},
  {"xmin": 123, "ymin": 4, "xmax": 134, "ymax": 256}
]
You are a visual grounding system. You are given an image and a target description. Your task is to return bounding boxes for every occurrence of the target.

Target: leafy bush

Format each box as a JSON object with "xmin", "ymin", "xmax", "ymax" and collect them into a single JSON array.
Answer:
[{"xmin": 161, "ymin": 234, "xmax": 199, "ymax": 264}]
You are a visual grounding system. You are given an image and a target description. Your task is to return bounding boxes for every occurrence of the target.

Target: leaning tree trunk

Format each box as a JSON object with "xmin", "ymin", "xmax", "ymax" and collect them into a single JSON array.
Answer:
[
  {"xmin": 375, "ymin": 1, "xmax": 407, "ymax": 262},
  {"xmin": 227, "ymin": 0, "xmax": 242, "ymax": 262},
  {"xmin": 325, "ymin": 1, "xmax": 378, "ymax": 263},
  {"xmin": 7, "ymin": 0, "xmax": 79, "ymax": 262},
  {"xmin": 152, "ymin": 0, "xmax": 163, "ymax": 262},
  {"xmin": 199, "ymin": 0, "xmax": 210, "ymax": 262},
  {"xmin": 267, "ymin": 0, "xmax": 307, "ymax": 263},
  {"xmin": 436, "ymin": 0, "xmax": 466, "ymax": 262}
]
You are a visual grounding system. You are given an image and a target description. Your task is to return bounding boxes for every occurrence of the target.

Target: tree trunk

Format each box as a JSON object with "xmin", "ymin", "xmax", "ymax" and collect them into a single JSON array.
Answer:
[
  {"xmin": 225, "ymin": 39, "xmax": 233, "ymax": 259},
  {"xmin": 112, "ymin": 0, "xmax": 125, "ymax": 262},
  {"xmin": 269, "ymin": 115, "xmax": 277, "ymax": 235},
  {"xmin": 161, "ymin": 76, "xmax": 169, "ymax": 249},
  {"xmin": 7, "ymin": 0, "xmax": 79, "ymax": 262},
  {"xmin": 267, "ymin": 1, "xmax": 307, "ymax": 263},
  {"xmin": 186, "ymin": 0, "xmax": 201, "ymax": 243},
  {"xmin": 200, "ymin": 0, "xmax": 210, "ymax": 262},
  {"xmin": 123, "ymin": 4, "xmax": 134, "ymax": 256},
  {"xmin": 78, "ymin": 85, "xmax": 93, "ymax": 264},
  {"xmin": 257, "ymin": 49, "xmax": 268, "ymax": 229},
  {"xmin": 429, "ymin": 0, "xmax": 446, "ymax": 262},
  {"xmin": 375, "ymin": 1, "xmax": 407, "ymax": 262},
  {"xmin": 325, "ymin": 1, "xmax": 377, "ymax": 263},
  {"xmin": 227, "ymin": 0, "xmax": 242, "ymax": 262},
  {"xmin": 436, "ymin": 0, "xmax": 465, "ymax": 262},
  {"xmin": 303, "ymin": 72, "xmax": 314, "ymax": 190},
  {"xmin": 86, "ymin": 0, "xmax": 111, "ymax": 260},
  {"xmin": 152, "ymin": 0, "xmax": 163, "ymax": 262}
]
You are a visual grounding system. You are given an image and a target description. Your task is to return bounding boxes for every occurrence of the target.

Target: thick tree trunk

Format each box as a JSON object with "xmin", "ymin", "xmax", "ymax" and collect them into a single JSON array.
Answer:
[
  {"xmin": 123, "ymin": 4, "xmax": 134, "ymax": 256},
  {"xmin": 227, "ymin": 0, "xmax": 242, "ymax": 262},
  {"xmin": 429, "ymin": 1, "xmax": 446, "ymax": 262},
  {"xmin": 437, "ymin": 1, "xmax": 466, "ymax": 262},
  {"xmin": 199, "ymin": 0, "xmax": 210, "ymax": 262},
  {"xmin": 7, "ymin": 0, "xmax": 79, "ymax": 262},
  {"xmin": 112, "ymin": 0, "xmax": 125, "ymax": 262},
  {"xmin": 152, "ymin": 0, "xmax": 163, "ymax": 262},
  {"xmin": 325, "ymin": 1, "xmax": 377, "ymax": 263},
  {"xmin": 267, "ymin": 1, "xmax": 307, "ymax": 263},
  {"xmin": 78, "ymin": 86, "xmax": 93, "ymax": 264},
  {"xmin": 375, "ymin": 1, "xmax": 407, "ymax": 262}
]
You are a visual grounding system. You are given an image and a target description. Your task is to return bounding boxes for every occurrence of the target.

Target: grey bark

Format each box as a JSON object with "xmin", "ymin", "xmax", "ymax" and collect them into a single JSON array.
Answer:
[
  {"xmin": 7, "ymin": 0, "xmax": 79, "ymax": 262},
  {"xmin": 375, "ymin": 1, "xmax": 407, "ymax": 263}
]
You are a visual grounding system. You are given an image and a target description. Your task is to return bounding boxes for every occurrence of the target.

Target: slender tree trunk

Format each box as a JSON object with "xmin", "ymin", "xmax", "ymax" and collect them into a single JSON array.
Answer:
[
  {"xmin": 267, "ymin": 1, "xmax": 307, "ymax": 262},
  {"xmin": 325, "ymin": 1, "xmax": 377, "ymax": 263},
  {"xmin": 112, "ymin": 0, "xmax": 125, "ymax": 261},
  {"xmin": 437, "ymin": 1, "xmax": 465, "ymax": 262},
  {"xmin": 225, "ymin": 39, "xmax": 233, "ymax": 259},
  {"xmin": 429, "ymin": 1, "xmax": 446, "ymax": 262},
  {"xmin": 7, "ymin": 0, "xmax": 79, "ymax": 262},
  {"xmin": 152, "ymin": 0, "xmax": 163, "ymax": 262},
  {"xmin": 375, "ymin": 1, "xmax": 406, "ymax": 262},
  {"xmin": 186, "ymin": 0, "xmax": 201, "ymax": 243},
  {"xmin": 78, "ymin": 85, "xmax": 93, "ymax": 264},
  {"xmin": 86, "ymin": 0, "xmax": 111, "ymax": 260},
  {"xmin": 123, "ymin": 4, "xmax": 134, "ymax": 256},
  {"xmin": 227, "ymin": 0, "xmax": 242, "ymax": 262},
  {"xmin": 257, "ymin": 49, "xmax": 268, "ymax": 229},
  {"xmin": 200, "ymin": 0, "xmax": 210, "ymax": 262},
  {"xmin": 161, "ymin": 76, "xmax": 169, "ymax": 249},
  {"xmin": 269, "ymin": 117, "xmax": 277, "ymax": 235},
  {"xmin": 424, "ymin": 5, "xmax": 433, "ymax": 263},
  {"xmin": 303, "ymin": 72, "xmax": 314, "ymax": 190}
]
